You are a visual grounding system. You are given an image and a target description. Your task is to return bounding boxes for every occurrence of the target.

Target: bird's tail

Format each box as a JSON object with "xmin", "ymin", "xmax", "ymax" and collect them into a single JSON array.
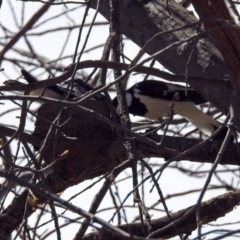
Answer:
[
  {"xmin": 176, "ymin": 102, "xmax": 223, "ymax": 137},
  {"xmin": 187, "ymin": 112, "xmax": 221, "ymax": 137}
]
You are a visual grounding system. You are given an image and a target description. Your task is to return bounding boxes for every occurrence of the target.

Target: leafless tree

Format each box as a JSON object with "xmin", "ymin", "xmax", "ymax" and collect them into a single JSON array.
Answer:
[{"xmin": 0, "ymin": 0, "xmax": 240, "ymax": 239}]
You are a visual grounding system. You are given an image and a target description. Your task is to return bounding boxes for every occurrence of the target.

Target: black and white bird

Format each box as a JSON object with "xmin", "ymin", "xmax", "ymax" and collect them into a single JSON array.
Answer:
[
  {"xmin": 3, "ymin": 70, "xmax": 90, "ymax": 100},
  {"xmin": 62, "ymin": 79, "xmax": 93, "ymax": 96},
  {"xmin": 62, "ymin": 79, "xmax": 105, "ymax": 100},
  {"xmin": 113, "ymin": 80, "xmax": 224, "ymax": 138},
  {"xmin": 3, "ymin": 79, "xmax": 77, "ymax": 100},
  {"xmin": 3, "ymin": 69, "xmax": 75, "ymax": 99}
]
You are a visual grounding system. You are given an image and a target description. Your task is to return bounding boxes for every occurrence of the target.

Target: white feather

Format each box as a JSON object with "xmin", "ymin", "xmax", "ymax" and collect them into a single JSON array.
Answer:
[{"xmin": 135, "ymin": 93, "xmax": 219, "ymax": 136}]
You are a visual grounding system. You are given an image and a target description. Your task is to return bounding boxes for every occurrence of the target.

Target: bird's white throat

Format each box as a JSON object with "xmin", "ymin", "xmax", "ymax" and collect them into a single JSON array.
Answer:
[{"xmin": 126, "ymin": 92, "xmax": 133, "ymax": 107}]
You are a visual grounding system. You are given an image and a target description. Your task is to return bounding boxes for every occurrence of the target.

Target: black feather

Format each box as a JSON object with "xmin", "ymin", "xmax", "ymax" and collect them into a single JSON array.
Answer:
[{"xmin": 129, "ymin": 80, "xmax": 207, "ymax": 105}]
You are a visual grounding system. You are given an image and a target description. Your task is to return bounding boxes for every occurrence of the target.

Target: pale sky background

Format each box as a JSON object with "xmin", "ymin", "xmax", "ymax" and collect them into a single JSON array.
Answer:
[{"xmin": 0, "ymin": 1, "xmax": 239, "ymax": 239}]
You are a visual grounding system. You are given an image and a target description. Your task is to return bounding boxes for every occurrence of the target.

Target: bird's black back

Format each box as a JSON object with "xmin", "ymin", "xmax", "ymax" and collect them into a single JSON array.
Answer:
[{"xmin": 128, "ymin": 80, "xmax": 207, "ymax": 105}]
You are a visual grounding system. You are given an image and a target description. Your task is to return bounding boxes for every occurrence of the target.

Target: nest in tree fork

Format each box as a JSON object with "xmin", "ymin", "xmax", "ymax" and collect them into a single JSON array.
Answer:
[{"xmin": 32, "ymin": 98, "xmax": 127, "ymax": 193}]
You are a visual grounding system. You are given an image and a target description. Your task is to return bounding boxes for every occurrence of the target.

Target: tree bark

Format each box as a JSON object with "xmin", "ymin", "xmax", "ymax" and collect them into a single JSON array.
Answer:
[
  {"xmin": 191, "ymin": 0, "xmax": 240, "ymax": 88},
  {"xmin": 82, "ymin": 190, "xmax": 240, "ymax": 239},
  {"xmin": 89, "ymin": 0, "xmax": 240, "ymax": 129}
]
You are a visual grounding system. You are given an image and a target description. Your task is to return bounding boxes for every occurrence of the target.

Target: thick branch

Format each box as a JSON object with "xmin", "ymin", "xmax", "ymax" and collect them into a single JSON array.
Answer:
[
  {"xmin": 89, "ymin": 0, "xmax": 240, "ymax": 130},
  {"xmin": 137, "ymin": 134, "xmax": 240, "ymax": 166},
  {"xmin": 83, "ymin": 190, "xmax": 240, "ymax": 239},
  {"xmin": 0, "ymin": 61, "xmax": 228, "ymax": 93},
  {"xmin": 1, "ymin": 117, "xmax": 240, "ymax": 168},
  {"xmin": 191, "ymin": 0, "xmax": 240, "ymax": 87}
]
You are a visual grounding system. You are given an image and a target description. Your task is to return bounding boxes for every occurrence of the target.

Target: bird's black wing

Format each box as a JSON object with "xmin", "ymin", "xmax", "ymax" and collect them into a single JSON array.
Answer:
[
  {"xmin": 21, "ymin": 70, "xmax": 77, "ymax": 98},
  {"xmin": 63, "ymin": 79, "xmax": 105, "ymax": 100},
  {"xmin": 128, "ymin": 80, "xmax": 207, "ymax": 105}
]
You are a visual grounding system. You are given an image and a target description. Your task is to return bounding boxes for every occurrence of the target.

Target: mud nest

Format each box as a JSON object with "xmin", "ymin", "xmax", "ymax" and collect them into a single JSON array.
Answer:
[{"xmin": 32, "ymin": 98, "xmax": 127, "ymax": 193}]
